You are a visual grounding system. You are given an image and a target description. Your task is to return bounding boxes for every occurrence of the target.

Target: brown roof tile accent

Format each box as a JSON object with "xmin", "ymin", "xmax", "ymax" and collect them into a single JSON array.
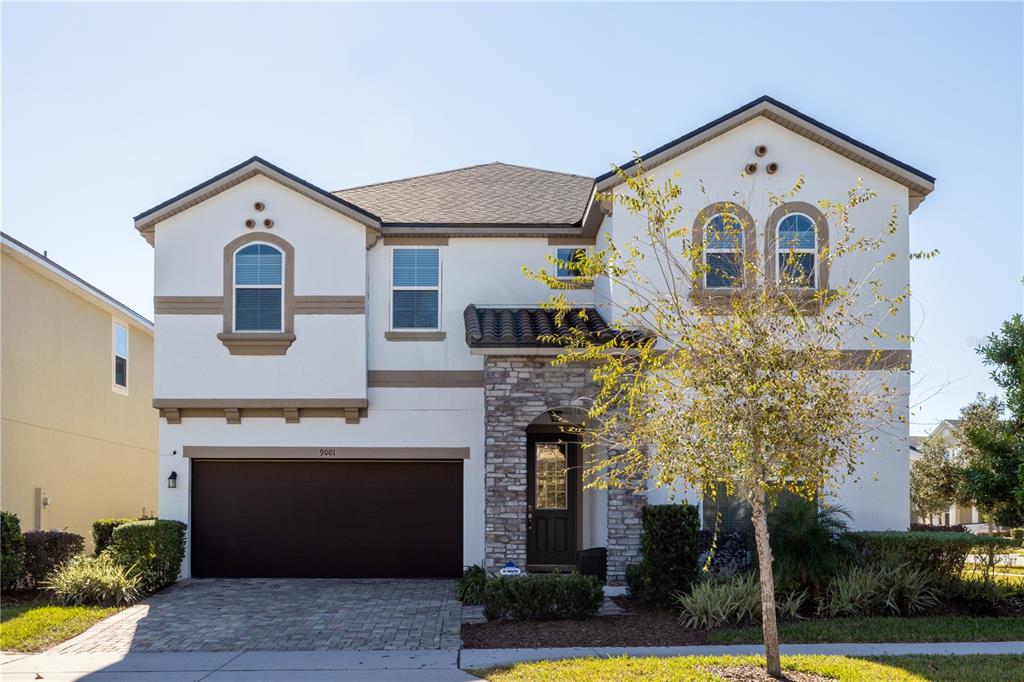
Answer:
[
  {"xmin": 335, "ymin": 162, "xmax": 594, "ymax": 226},
  {"xmin": 463, "ymin": 305, "xmax": 614, "ymax": 348}
]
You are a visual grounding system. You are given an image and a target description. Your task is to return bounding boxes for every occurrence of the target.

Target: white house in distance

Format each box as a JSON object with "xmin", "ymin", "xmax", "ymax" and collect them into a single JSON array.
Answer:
[
  {"xmin": 911, "ymin": 419, "xmax": 984, "ymax": 529},
  {"xmin": 137, "ymin": 96, "xmax": 934, "ymax": 584}
]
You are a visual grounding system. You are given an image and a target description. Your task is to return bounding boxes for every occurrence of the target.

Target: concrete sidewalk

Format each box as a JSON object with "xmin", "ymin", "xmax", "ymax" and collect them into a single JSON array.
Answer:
[{"xmin": 2, "ymin": 642, "xmax": 1023, "ymax": 680}]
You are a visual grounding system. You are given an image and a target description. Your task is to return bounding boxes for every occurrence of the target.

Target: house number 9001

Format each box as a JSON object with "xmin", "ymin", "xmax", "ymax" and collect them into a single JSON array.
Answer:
[{"xmin": 318, "ymin": 448, "xmax": 337, "ymax": 457}]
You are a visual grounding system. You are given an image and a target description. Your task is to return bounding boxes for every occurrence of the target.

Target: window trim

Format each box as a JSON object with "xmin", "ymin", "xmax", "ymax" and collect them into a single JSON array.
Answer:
[
  {"xmin": 390, "ymin": 246, "xmax": 442, "ymax": 332},
  {"xmin": 765, "ymin": 201, "xmax": 830, "ymax": 291},
  {"xmin": 554, "ymin": 247, "xmax": 586, "ymax": 281},
  {"xmin": 112, "ymin": 320, "xmax": 129, "ymax": 395},
  {"xmin": 219, "ymin": 232, "xmax": 296, "ymax": 356},
  {"xmin": 691, "ymin": 202, "xmax": 756, "ymax": 291},
  {"xmin": 232, "ymin": 242, "xmax": 285, "ymax": 333}
]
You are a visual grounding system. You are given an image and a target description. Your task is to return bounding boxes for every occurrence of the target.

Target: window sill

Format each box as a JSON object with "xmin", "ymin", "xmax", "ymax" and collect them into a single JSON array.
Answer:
[
  {"xmin": 217, "ymin": 332, "xmax": 296, "ymax": 355},
  {"xmin": 384, "ymin": 331, "xmax": 446, "ymax": 342},
  {"xmin": 549, "ymin": 279, "xmax": 594, "ymax": 290},
  {"xmin": 689, "ymin": 288, "xmax": 836, "ymax": 315}
]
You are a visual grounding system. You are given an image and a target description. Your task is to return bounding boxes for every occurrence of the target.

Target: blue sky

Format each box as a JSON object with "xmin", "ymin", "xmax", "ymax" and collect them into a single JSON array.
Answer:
[{"xmin": 3, "ymin": 2, "xmax": 1021, "ymax": 434}]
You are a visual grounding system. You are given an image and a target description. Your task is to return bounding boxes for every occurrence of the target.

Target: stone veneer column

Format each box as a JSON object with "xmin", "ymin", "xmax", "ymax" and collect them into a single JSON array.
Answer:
[
  {"xmin": 606, "ymin": 484, "xmax": 646, "ymax": 585},
  {"xmin": 483, "ymin": 355, "xmax": 646, "ymax": 580},
  {"xmin": 483, "ymin": 356, "xmax": 592, "ymax": 572}
]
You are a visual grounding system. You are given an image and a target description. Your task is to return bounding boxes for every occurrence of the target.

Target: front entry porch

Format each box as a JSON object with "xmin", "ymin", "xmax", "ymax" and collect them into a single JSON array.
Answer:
[{"xmin": 482, "ymin": 356, "xmax": 645, "ymax": 585}]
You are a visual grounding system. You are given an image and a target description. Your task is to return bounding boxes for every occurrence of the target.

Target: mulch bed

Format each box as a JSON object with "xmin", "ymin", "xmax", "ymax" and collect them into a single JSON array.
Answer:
[
  {"xmin": 706, "ymin": 665, "xmax": 832, "ymax": 681},
  {"xmin": 0, "ymin": 589, "xmax": 46, "ymax": 607},
  {"xmin": 460, "ymin": 597, "xmax": 710, "ymax": 648}
]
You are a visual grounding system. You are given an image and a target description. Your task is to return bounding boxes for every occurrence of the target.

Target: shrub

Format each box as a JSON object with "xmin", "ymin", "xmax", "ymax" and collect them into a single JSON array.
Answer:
[
  {"xmin": 677, "ymin": 573, "xmax": 761, "ymax": 629},
  {"xmin": 768, "ymin": 498, "xmax": 854, "ymax": 599},
  {"xmin": 852, "ymin": 531, "xmax": 1014, "ymax": 579},
  {"xmin": 107, "ymin": 520, "xmax": 186, "ymax": 595},
  {"xmin": 92, "ymin": 518, "xmax": 137, "ymax": 555},
  {"xmin": 457, "ymin": 564, "xmax": 487, "ymax": 604},
  {"xmin": 22, "ymin": 531, "xmax": 85, "ymax": 588},
  {"xmin": 45, "ymin": 554, "xmax": 140, "ymax": 606},
  {"xmin": 1, "ymin": 512, "xmax": 26, "ymax": 591},
  {"xmin": 910, "ymin": 522, "xmax": 966, "ymax": 533},
  {"xmin": 625, "ymin": 562, "xmax": 644, "ymax": 597},
  {"xmin": 819, "ymin": 563, "xmax": 941, "ymax": 618},
  {"xmin": 1011, "ymin": 528, "xmax": 1024, "ymax": 546},
  {"xmin": 634, "ymin": 504, "xmax": 700, "ymax": 605},
  {"xmin": 482, "ymin": 573, "xmax": 603, "ymax": 621},
  {"xmin": 696, "ymin": 530, "xmax": 753, "ymax": 578}
]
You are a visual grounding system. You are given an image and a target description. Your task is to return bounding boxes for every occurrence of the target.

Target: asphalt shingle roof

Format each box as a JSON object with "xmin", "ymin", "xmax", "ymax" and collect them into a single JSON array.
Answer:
[
  {"xmin": 464, "ymin": 305, "xmax": 615, "ymax": 348},
  {"xmin": 335, "ymin": 162, "xmax": 594, "ymax": 225}
]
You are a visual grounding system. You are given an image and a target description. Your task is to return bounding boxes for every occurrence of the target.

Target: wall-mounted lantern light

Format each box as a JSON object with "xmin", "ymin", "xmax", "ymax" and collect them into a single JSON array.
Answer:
[{"xmin": 168, "ymin": 471, "xmax": 178, "ymax": 489}]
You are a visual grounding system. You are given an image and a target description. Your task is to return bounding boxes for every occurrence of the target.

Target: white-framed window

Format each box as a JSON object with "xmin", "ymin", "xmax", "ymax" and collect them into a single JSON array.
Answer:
[
  {"xmin": 233, "ymin": 243, "xmax": 284, "ymax": 332},
  {"xmin": 554, "ymin": 247, "xmax": 586, "ymax": 280},
  {"xmin": 776, "ymin": 213, "xmax": 817, "ymax": 288},
  {"xmin": 703, "ymin": 213, "xmax": 744, "ymax": 288},
  {"xmin": 391, "ymin": 247, "xmax": 440, "ymax": 330},
  {"xmin": 112, "ymin": 322, "xmax": 128, "ymax": 393}
]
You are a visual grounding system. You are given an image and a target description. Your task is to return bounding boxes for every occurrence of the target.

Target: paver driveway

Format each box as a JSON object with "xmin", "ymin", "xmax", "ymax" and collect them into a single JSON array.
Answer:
[{"xmin": 52, "ymin": 578, "xmax": 463, "ymax": 653}]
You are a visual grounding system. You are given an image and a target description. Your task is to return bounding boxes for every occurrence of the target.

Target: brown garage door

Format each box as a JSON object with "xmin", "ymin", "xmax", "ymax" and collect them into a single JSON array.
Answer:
[{"xmin": 190, "ymin": 459, "xmax": 463, "ymax": 578}]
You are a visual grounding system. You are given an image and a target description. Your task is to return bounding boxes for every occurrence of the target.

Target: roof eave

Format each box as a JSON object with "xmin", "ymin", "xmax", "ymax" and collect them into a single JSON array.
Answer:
[
  {"xmin": 133, "ymin": 156, "xmax": 382, "ymax": 246},
  {"xmin": 594, "ymin": 96, "xmax": 935, "ymax": 212}
]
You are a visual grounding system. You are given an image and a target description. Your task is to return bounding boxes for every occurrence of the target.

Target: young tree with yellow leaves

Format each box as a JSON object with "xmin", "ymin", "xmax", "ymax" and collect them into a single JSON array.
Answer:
[{"xmin": 526, "ymin": 161, "xmax": 918, "ymax": 678}]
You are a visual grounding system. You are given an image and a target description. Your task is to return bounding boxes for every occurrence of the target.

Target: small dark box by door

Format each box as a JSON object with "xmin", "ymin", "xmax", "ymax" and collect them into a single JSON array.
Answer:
[{"xmin": 576, "ymin": 547, "xmax": 607, "ymax": 582}]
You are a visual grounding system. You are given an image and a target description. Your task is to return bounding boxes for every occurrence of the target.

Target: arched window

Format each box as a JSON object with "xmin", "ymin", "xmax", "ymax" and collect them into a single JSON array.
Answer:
[
  {"xmin": 704, "ymin": 213, "xmax": 745, "ymax": 288},
  {"xmin": 233, "ymin": 243, "xmax": 283, "ymax": 331},
  {"xmin": 776, "ymin": 214, "xmax": 817, "ymax": 288}
]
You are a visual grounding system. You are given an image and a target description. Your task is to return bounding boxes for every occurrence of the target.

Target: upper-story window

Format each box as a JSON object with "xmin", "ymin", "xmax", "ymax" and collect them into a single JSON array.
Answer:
[
  {"xmin": 234, "ymin": 243, "xmax": 284, "ymax": 331},
  {"xmin": 392, "ymin": 248, "xmax": 440, "ymax": 330},
  {"xmin": 112, "ymin": 322, "xmax": 128, "ymax": 392},
  {"xmin": 776, "ymin": 214, "xmax": 817, "ymax": 288},
  {"xmin": 555, "ymin": 247, "xmax": 586, "ymax": 279},
  {"xmin": 703, "ymin": 213, "xmax": 745, "ymax": 288}
]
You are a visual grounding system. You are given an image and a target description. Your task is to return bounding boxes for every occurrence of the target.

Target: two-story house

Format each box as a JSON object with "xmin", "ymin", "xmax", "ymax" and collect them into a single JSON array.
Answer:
[{"xmin": 137, "ymin": 96, "xmax": 934, "ymax": 584}]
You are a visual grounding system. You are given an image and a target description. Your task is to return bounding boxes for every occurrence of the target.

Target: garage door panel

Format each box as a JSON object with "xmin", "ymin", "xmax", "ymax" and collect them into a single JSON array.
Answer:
[{"xmin": 191, "ymin": 459, "xmax": 463, "ymax": 578}]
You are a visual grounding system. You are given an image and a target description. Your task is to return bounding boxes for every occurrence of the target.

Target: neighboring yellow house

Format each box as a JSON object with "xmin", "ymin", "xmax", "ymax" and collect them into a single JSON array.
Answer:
[{"xmin": 1, "ymin": 232, "xmax": 157, "ymax": 550}]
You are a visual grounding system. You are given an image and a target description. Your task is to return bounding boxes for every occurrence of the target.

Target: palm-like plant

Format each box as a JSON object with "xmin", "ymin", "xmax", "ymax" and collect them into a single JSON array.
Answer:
[{"xmin": 768, "ymin": 496, "xmax": 855, "ymax": 601}]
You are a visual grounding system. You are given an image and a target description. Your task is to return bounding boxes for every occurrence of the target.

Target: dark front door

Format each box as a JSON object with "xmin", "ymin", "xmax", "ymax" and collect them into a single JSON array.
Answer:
[
  {"xmin": 190, "ymin": 459, "xmax": 463, "ymax": 578},
  {"xmin": 526, "ymin": 435, "xmax": 578, "ymax": 566}
]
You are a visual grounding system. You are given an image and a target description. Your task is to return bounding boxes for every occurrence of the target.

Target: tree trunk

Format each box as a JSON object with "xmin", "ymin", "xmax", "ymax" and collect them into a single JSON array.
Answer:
[{"xmin": 751, "ymin": 486, "xmax": 783, "ymax": 678}]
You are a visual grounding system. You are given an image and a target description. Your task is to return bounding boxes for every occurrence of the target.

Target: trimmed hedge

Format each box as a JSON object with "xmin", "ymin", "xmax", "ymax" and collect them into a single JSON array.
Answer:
[
  {"xmin": 633, "ymin": 504, "xmax": 701, "ymax": 605},
  {"xmin": 852, "ymin": 531, "xmax": 1015, "ymax": 578},
  {"xmin": 1, "ymin": 511, "xmax": 26, "ymax": 590},
  {"xmin": 107, "ymin": 520, "xmax": 186, "ymax": 595},
  {"xmin": 22, "ymin": 531, "xmax": 85, "ymax": 588},
  {"xmin": 910, "ymin": 523, "xmax": 966, "ymax": 533},
  {"xmin": 92, "ymin": 518, "xmax": 137, "ymax": 556},
  {"xmin": 1011, "ymin": 528, "xmax": 1024, "ymax": 545},
  {"xmin": 482, "ymin": 573, "xmax": 603, "ymax": 621}
]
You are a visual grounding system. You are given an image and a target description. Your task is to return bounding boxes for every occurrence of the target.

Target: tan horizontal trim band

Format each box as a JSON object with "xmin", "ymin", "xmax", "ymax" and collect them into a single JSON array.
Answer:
[
  {"xmin": 294, "ymin": 295, "xmax": 365, "ymax": 314},
  {"xmin": 382, "ymin": 237, "xmax": 450, "ymax": 246},
  {"xmin": 367, "ymin": 370, "xmax": 484, "ymax": 388},
  {"xmin": 385, "ymin": 331, "xmax": 447, "ymax": 342},
  {"xmin": 548, "ymin": 236, "xmax": 597, "ymax": 246},
  {"xmin": 154, "ymin": 296, "xmax": 223, "ymax": 314},
  {"xmin": 155, "ymin": 398, "xmax": 368, "ymax": 409},
  {"xmin": 183, "ymin": 446, "xmax": 470, "ymax": 460}
]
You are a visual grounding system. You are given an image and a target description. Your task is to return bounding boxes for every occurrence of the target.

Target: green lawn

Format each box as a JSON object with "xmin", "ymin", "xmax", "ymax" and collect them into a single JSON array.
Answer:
[
  {"xmin": 0, "ymin": 602, "xmax": 118, "ymax": 652},
  {"xmin": 476, "ymin": 654, "xmax": 1024, "ymax": 681},
  {"xmin": 706, "ymin": 615, "xmax": 1024, "ymax": 645}
]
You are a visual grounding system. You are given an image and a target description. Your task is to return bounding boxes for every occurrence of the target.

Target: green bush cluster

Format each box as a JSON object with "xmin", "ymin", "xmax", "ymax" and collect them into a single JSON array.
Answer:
[
  {"xmin": 768, "ymin": 499, "xmax": 855, "ymax": 599},
  {"xmin": 819, "ymin": 563, "xmax": 941, "ymax": 617},
  {"xmin": 106, "ymin": 520, "xmax": 187, "ymax": 595},
  {"xmin": 630, "ymin": 503, "xmax": 701, "ymax": 605},
  {"xmin": 1, "ymin": 511, "xmax": 26, "ymax": 591},
  {"xmin": 482, "ymin": 573, "xmax": 603, "ymax": 621},
  {"xmin": 677, "ymin": 573, "xmax": 807, "ymax": 629},
  {"xmin": 22, "ymin": 531, "xmax": 85, "ymax": 588},
  {"xmin": 851, "ymin": 531, "xmax": 1015, "ymax": 579},
  {"xmin": 46, "ymin": 554, "xmax": 140, "ymax": 606},
  {"xmin": 456, "ymin": 564, "xmax": 487, "ymax": 604},
  {"xmin": 92, "ymin": 518, "xmax": 138, "ymax": 555},
  {"xmin": 1011, "ymin": 528, "xmax": 1024, "ymax": 545}
]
